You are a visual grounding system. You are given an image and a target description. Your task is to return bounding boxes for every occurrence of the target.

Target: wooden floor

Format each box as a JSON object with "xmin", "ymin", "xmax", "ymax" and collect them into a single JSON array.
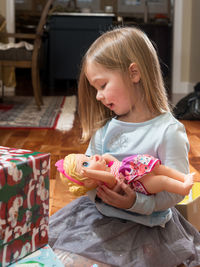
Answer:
[
  {"xmin": 0, "ymin": 108, "xmax": 199, "ymax": 216},
  {"xmin": 0, "ymin": 111, "xmax": 88, "ymax": 215}
]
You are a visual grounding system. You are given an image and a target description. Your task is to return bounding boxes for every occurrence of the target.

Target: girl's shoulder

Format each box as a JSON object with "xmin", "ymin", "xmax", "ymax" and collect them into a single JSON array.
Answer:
[
  {"xmin": 146, "ymin": 112, "xmax": 187, "ymax": 140},
  {"xmin": 157, "ymin": 113, "xmax": 189, "ymax": 155},
  {"xmin": 158, "ymin": 112, "xmax": 186, "ymax": 133}
]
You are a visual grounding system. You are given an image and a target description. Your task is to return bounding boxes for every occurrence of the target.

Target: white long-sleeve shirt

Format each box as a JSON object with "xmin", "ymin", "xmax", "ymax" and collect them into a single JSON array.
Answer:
[{"xmin": 86, "ymin": 112, "xmax": 190, "ymax": 227}]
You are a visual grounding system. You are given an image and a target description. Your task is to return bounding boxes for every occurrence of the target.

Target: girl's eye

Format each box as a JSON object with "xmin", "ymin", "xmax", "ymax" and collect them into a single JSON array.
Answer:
[
  {"xmin": 82, "ymin": 161, "xmax": 90, "ymax": 167},
  {"xmin": 100, "ymin": 83, "xmax": 106, "ymax": 89}
]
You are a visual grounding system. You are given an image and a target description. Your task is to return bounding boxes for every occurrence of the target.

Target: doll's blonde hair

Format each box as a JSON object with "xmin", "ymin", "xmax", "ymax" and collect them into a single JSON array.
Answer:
[
  {"xmin": 60, "ymin": 154, "xmax": 88, "ymax": 196},
  {"xmin": 78, "ymin": 26, "xmax": 170, "ymax": 142}
]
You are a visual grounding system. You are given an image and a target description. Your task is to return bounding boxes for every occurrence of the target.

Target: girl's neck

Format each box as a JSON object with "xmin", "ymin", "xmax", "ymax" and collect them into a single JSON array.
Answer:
[
  {"xmin": 117, "ymin": 81, "xmax": 160, "ymax": 123},
  {"xmin": 118, "ymin": 104, "xmax": 160, "ymax": 123}
]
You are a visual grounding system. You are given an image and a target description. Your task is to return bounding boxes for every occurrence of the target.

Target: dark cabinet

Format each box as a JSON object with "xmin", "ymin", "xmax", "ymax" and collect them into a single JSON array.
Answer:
[{"xmin": 48, "ymin": 13, "xmax": 114, "ymax": 91}]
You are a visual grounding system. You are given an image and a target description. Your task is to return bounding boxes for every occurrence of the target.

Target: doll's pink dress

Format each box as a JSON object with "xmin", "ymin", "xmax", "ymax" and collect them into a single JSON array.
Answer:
[{"xmin": 109, "ymin": 154, "xmax": 161, "ymax": 195}]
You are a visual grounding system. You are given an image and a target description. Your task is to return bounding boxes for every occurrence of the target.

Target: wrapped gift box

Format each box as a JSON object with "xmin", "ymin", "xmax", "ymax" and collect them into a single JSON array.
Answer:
[
  {"xmin": 176, "ymin": 182, "xmax": 200, "ymax": 231},
  {"xmin": 0, "ymin": 146, "xmax": 50, "ymax": 267},
  {"xmin": 9, "ymin": 245, "xmax": 64, "ymax": 267}
]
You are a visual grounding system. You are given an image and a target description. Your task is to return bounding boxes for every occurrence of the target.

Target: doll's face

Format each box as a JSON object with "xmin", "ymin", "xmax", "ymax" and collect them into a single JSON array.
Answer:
[
  {"xmin": 76, "ymin": 154, "xmax": 107, "ymax": 173},
  {"xmin": 75, "ymin": 154, "xmax": 107, "ymax": 189}
]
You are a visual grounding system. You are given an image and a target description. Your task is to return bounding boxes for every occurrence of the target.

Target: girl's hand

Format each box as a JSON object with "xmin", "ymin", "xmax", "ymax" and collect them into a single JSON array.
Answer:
[{"xmin": 96, "ymin": 181, "xmax": 136, "ymax": 209}]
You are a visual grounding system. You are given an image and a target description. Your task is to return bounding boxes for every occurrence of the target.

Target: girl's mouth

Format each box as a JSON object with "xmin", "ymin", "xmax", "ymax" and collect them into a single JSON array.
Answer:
[{"xmin": 106, "ymin": 103, "xmax": 114, "ymax": 110}]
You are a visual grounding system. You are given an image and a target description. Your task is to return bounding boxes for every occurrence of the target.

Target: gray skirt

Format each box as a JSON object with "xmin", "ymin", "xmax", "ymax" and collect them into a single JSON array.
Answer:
[{"xmin": 49, "ymin": 196, "xmax": 200, "ymax": 267}]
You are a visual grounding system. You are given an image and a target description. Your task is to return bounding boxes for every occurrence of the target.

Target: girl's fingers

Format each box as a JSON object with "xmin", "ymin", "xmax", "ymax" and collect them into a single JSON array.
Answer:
[
  {"xmin": 97, "ymin": 185, "xmax": 120, "ymax": 199},
  {"xmin": 112, "ymin": 180, "xmax": 123, "ymax": 192},
  {"xmin": 120, "ymin": 181, "xmax": 134, "ymax": 195},
  {"xmin": 96, "ymin": 183, "xmax": 136, "ymax": 209}
]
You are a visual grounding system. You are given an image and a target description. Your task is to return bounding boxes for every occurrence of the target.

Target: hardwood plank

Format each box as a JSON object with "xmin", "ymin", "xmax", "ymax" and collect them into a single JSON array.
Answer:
[
  {"xmin": 49, "ymin": 179, "xmax": 56, "ymax": 216},
  {"xmin": 50, "ymin": 172, "xmax": 79, "ymax": 216},
  {"xmin": 181, "ymin": 120, "xmax": 200, "ymax": 135},
  {"xmin": 181, "ymin": 121, "xmax": 200, "ymax": 177}
]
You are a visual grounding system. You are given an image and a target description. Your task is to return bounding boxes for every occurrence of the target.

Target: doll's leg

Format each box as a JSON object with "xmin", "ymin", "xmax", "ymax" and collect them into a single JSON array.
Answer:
[
  {"xmin": 140, "ymin": 173, "xmax": 194, "ymax": 195},
  {"xmin": 154, "ymin": 164, "xmax": 199, "ymax": 182},
  {"xmin": 153, "ymin": 164, "xmax": 186, "ymax": 182}
]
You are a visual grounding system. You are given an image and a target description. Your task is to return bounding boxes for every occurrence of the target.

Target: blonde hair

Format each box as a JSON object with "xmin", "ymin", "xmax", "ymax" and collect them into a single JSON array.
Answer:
[
  {"xmin": 60, "ymin": 154, "xmax": 88, "ymax": 196},
  {"xmin": 78, "ymin": 26, "xmax": 170, "ymax": 142}
]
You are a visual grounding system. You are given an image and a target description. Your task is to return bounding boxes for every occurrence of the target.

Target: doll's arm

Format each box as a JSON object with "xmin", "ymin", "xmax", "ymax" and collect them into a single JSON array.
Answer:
[
  {"xmin": 81, "ymin": 168, "xmax": 116, "ymax": 188},
  {"xmin": 102, "ymin": 154, "xmax": 119, "ymax": 164}
]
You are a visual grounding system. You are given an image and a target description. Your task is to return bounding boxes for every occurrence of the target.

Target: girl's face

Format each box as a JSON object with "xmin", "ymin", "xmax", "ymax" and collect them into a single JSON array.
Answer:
[{"xmin": 85, "ymin": 61, "xmax": 138, "ymax": 119}]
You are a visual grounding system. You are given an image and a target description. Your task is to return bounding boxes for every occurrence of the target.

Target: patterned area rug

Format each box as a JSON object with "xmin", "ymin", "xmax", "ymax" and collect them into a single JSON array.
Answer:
[{"xmin": 0, "ymin": 95, "xmax": 76, "ymax": 130}]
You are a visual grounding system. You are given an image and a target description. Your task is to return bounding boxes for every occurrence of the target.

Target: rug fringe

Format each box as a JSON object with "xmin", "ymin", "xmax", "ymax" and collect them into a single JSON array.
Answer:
[{"xmin": 55, "ymin": 95, "xmax": 77, "ymax": 131}]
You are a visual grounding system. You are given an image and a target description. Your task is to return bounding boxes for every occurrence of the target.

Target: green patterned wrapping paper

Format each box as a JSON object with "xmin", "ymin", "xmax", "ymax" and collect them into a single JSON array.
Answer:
[{"xmin": 0, "ymin": 146, "xmax": 50, "ymax": 267}]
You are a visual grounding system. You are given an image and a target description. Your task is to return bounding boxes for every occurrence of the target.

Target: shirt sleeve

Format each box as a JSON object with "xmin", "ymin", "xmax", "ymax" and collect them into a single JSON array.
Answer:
[{"xmin": 127, "ymin": 121, "xmax": 190, "ymax": 214}]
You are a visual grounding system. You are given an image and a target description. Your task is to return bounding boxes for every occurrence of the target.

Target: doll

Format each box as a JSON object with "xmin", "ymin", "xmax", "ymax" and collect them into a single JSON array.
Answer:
[{"xmin": 55, "ymin": 153, "xmax": 198, "ymax": 197}]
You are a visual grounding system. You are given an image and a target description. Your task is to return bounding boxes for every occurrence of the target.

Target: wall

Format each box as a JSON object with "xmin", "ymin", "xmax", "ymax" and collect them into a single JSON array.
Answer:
[
  {"xmin": 189, "ymin": 0, "xmax": 200, "ymax": 82},
  {"xmin": 0, "ymin": 0, "xmax": 6, "ymax": 17},
  {"xmin": 0, "ymin": 0, "xmax": 15, "ymax": 38},
  {"xmin": 172, "ymin": 0, "xmax": 200, "ymax": 103},
  {"xmin": 6, "ymin": 0, "xmax": 15, "ymax": 35},
  {"xmin": 181, "ymin": 0, "xmax": 200, "ymax": 84},
  {"xmin": 181, "ymin": 0, "xmax": 192, "ymax": 82}
]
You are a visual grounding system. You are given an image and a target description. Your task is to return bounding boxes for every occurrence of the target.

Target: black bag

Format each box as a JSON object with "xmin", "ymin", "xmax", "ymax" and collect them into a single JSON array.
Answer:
[{"xmin": 173, "ymin": 82, "xmax": 200, "ymax": 120}]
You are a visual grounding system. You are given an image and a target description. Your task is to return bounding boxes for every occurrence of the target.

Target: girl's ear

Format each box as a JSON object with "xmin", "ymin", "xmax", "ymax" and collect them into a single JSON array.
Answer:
[{"xmin": 129, "ymin": 63, "xmax": 141, "ymax": 83}]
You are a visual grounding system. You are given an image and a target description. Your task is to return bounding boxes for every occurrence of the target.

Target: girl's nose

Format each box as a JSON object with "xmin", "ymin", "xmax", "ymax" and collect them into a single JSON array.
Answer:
[{"xmin": 96, "ymin": 91, "xmax": 104, "ymax": 101}]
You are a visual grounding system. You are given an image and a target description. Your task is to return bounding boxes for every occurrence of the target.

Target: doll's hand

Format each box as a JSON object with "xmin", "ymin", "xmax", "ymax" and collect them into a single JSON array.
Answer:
[
  {"xmin": 80, "ymin": 167, "xmax": 87, "ymax": 177},
  {"xmin": 96, "ymin": 180, "xmax": 136, "ymax": 209}
]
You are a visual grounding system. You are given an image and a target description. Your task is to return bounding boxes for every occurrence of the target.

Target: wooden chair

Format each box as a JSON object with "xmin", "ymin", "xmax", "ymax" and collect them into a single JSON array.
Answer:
[{"xmin": 0, "ymin": 0, "xmax": 54, "ymax": 110}]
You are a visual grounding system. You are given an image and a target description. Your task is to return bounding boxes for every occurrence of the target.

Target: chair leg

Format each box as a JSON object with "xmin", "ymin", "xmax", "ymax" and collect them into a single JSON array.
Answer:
[
  {"xmin": 0, "ymin": 80, "xmax": 4, "ymax": 103},
  {"xmin": 32, "ymin": 61, "xmax": 43, "ymax": 110},
  {"xmin": 36, "ymin": 66, "xmax": 43, "ymax": 105}
]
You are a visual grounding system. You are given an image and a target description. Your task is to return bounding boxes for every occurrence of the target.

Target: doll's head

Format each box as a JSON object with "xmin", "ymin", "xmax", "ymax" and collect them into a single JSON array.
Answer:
[{"xmin": 55, "ymin": 154, "xmax": 99, "ymax": 196}]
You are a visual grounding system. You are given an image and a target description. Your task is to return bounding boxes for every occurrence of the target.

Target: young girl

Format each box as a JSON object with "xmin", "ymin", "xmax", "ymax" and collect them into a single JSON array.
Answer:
[
  {"xmin": 55, "ymin": 153, "xmax": 196, "ymax": 196},
  {"xmin": 49, "ymin": 27, "xmax": 200, "ymax": 266}
]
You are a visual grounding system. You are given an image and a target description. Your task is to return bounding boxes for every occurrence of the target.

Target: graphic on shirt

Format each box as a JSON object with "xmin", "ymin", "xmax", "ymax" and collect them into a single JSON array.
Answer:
[{"xmin": 106, "ymin": 131, "xmax": 128, "ymax": 152}]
